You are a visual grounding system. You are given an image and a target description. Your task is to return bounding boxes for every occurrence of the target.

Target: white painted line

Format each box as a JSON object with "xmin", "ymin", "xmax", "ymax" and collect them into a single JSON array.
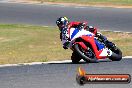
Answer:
[
  {"xmin": 0, "ymin": 56, "xmax": 131, "ymax": 68},
  {"xmin": 123, "ymin": 56, "xmax": 132, "ymax": 59},
  {"xmin": 0, "ymin": 60, "xmax": 72, "ymax": 68},
  {"xmin": 75, "ymin": 6, "xmax": 87, "ymax": 8},
  {"xmin": 114, "ymin": 31, "xmax": 123, "ymax": 33},
  {"xmin": 42, "ymin": 25, "xmax": 49, "ymax": 27},
  {"xmin": 101, "ymin": 30, "xmax": 132, "ymax": 33}
]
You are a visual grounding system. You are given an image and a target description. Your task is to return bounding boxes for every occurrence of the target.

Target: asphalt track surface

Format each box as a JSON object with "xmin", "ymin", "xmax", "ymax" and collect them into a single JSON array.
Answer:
[
  {"xmin": 0, "ymin": 2, "xmax": 132, "ymax": 88},
  {"xmin": 0, "ymin": 58, "xmax": 132, "ymax": 88},
  {"xmin": 0, "ymin": 2, "xmax": 132, "ymax": 32}
]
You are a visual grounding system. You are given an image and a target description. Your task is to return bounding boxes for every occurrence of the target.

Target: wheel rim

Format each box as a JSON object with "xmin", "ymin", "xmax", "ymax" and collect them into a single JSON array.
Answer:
[
  {"xmin": 74, "ymin": 44, "xmax": 97, "ymax": 62},
  {"xmin": 80, "ymin": 46, "xmax": 95, "ymax": 60}
]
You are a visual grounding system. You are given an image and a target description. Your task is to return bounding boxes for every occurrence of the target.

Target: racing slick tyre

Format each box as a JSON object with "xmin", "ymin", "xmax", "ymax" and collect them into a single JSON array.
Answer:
[
  {"xmin": 73, "ymin": 44, "xmax": 98, "ymax": 63},
  {"xmin": 71, "ymin": 51, "xmax": 81, "ymax": 64},
  {"xmin": 109, "ymin": 47, "xmax": 122, "ymax": 61}
]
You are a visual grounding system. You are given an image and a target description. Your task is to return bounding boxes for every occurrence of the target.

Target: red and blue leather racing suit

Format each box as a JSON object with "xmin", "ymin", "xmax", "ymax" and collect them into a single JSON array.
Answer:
[{"xmin": 60, "ymin": 21, "xmax": 97, "ymax": 49}]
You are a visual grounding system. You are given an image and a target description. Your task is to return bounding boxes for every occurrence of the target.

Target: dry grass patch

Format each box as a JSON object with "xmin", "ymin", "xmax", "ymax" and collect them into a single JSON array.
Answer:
[
  {"xmin": 0, "ymin": 24, "xmax": 131, "ymax": 64},
  {"xmin": 32, "ymin": 0, "xmax": 132, "ymax": 6}
]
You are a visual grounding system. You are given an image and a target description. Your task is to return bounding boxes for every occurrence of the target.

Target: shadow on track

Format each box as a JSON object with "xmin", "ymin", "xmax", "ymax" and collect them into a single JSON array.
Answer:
[{"xmin": 48, "ymin": 59, "xmax": 112, "ymax": 64}]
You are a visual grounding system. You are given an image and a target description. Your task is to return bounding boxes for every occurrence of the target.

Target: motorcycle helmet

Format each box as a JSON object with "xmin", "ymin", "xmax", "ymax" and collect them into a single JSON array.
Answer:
[{"xmin": 56, "ymin": 16, "xmax": 69, "ymax": 31}]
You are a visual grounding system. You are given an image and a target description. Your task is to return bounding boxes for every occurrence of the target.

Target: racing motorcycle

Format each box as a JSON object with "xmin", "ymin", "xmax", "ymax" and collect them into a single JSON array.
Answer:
[{"xmin": 67, "ymin": 28, "xmax": 122, "ymax": 63}]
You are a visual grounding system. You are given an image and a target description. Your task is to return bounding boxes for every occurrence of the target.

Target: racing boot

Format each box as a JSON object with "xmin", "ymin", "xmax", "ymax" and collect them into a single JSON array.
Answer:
[
  {"xmin": 104, "ymin": 40, "xmax": 116, "ymax": 49},
  {"xmin": 97, "ymin": 33, "xmax": 115, "ymax": 48}
]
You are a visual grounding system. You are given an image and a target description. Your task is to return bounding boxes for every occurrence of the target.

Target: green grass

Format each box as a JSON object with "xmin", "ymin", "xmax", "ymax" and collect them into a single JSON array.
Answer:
[
  {"xmin": 0, "ymin": 24, "xmax": 72, "ymax": 64},
  {"xmin": 0, "ymin": 24, "xmax": 131, "ymax": 64},
  {"xmin": 33, "ymin": 0, "xmax": 132, "ymax": 6}
]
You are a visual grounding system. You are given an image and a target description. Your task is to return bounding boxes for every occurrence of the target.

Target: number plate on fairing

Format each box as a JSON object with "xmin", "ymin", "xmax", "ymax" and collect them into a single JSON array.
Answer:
[{"xmin": 99, "ymin": 48, "xmax": 112, "ymax": 57}]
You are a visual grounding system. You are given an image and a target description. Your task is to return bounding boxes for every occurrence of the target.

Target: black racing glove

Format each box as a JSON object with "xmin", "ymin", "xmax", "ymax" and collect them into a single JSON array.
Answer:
[{"xmin": 78, "ymin": 22, "xmax": 86, "ymax": 29}]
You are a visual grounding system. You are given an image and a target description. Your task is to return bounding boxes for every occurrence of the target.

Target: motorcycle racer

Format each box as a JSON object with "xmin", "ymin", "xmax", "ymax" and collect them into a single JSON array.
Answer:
[{"xmin": 56, "ymin": 17, "xmax": 114, "ymax": 49}]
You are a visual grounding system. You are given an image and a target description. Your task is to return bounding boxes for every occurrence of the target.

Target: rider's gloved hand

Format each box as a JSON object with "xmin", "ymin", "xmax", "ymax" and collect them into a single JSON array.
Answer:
[
  {"xmin": 96, "ymin": 32, "xmax": 101, "ymax": 37},
  {"xmin": 78, "ymin": 22, "xmax": 86, "ymax": 29}
]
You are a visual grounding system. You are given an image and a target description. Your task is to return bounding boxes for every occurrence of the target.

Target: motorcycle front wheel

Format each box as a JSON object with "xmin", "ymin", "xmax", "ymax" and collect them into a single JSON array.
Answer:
[
  {"xmin": 73, "ymin": 44, "xmax": 97, "ymax": 63},
  {"xmin": 109, "ymin": 47, "xmax": 122, "ymax": 61}
]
